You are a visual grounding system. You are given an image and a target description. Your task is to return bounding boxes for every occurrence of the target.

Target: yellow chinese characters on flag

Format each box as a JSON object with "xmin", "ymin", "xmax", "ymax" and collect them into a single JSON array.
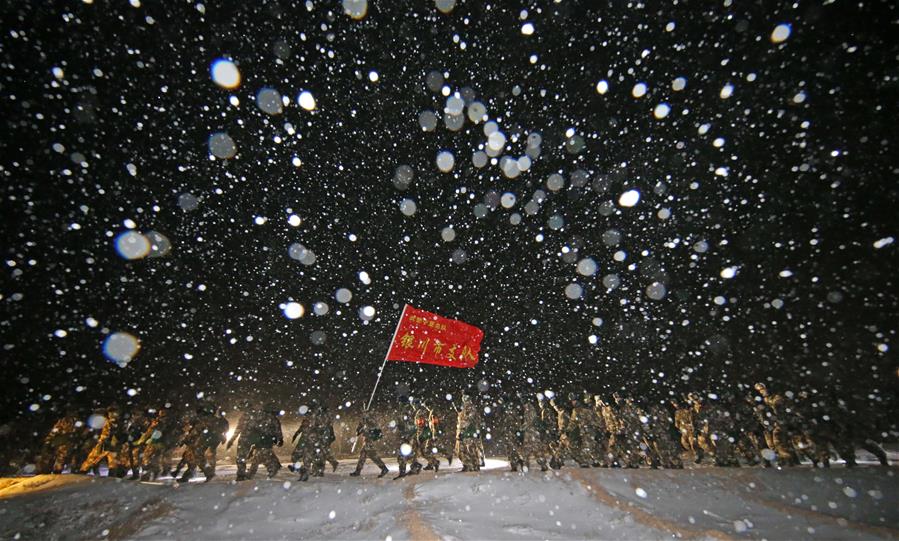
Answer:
[{"xmin": 385, "ymin": 305, "xmax": 484, "ymax": 368}]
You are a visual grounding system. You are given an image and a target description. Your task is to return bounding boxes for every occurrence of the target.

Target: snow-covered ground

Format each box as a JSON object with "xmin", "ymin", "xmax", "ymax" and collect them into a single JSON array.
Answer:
[{"xmin": 0, "ymin": 457, "xmax": 896, "ymax": 540}]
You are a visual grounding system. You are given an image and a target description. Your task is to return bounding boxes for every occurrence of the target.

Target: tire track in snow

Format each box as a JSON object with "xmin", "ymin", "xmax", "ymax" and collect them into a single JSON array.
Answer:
[
  {"xmin": 723, "ymin": 468, "xmax": 899, "ymax": 540},
  {"xmin": 399, "ymin": 479, "xmax": 441, "ymax": 541},
  {"xmin": 566, "ymin": 468, "xmax": 735, "ymax": 540}
]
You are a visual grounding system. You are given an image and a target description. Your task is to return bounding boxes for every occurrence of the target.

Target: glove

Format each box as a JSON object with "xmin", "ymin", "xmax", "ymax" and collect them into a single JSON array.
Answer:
[{"xmin": 277, "ymin": 438, "xmax": 284, "ymax": 447}]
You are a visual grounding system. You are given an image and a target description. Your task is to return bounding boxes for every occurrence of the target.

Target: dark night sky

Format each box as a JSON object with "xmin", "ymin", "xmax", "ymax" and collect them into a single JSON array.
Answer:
[{"xmin": 1, "ymin": 1, "xmax": 897, "ymax": 425}]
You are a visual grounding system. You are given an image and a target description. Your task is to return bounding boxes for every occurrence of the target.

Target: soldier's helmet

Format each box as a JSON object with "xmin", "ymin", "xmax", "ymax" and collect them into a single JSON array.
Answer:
[
  {"xmin": 753, "ymin": 383, "xmax": 768, "ymax": 395},
  {"xmin": 582, "ymin": 392, "xmax": 594, "ymax": 405}
]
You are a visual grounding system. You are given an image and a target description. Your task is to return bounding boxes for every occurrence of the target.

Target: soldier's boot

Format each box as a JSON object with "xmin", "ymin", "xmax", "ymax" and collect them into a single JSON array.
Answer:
[
  {"xmin": 861, "ymin": 441, "xmax": 889, "ymax": 466},
  {"xmin": 178, "ymin": 467, "xmax": 194, "ymax": 483},
  {"xmin": 113, "ymin": 466, "xmax": 127, "ymax": 478},
  {"xmin": 236, "ymin": 463, "xmax": 248, "ymax": 481},
  {"xmin": 394, "ymin": 463, "xmax": 407, "ymax": 480},
  {"xmin": 129, "ymin": 467, "xmax": 140, "ymax": 480},
  {"xmin": 330, "ymin": 458, "xmax": 339, "ymax": 472},
  {"xmin": 298, "ymin": 467, "xmax": 310, "ymax": 482},
  {"xmin": 203, "ymin": 466, "xmax": 216, "ymax": 482},
  {"xmin": 267, "ymin": 463, "xmax": 281, "ymax": 479},
  {"xmin": 410, "ymin": 461, "xmax": 423, "ymax": 475},
  {"xmin": 349, "ymin": 469, "xmax": 361, "ymax": 477},
  {"xmin": 378, "ymin": 466, "xmax": 390, "ymax": 478}
]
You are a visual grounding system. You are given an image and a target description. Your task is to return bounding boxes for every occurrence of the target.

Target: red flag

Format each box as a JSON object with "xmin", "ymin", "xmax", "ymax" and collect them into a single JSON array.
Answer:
[{"xmin": 385, "ymin": 305, "xmax": 484, "ymax": 368}]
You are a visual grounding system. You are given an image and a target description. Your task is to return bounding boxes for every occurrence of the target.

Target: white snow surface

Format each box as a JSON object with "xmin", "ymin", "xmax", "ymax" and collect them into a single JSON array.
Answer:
[{"xmin": 0, "ymin": 459, "xmax": 897, "ymax": 540}]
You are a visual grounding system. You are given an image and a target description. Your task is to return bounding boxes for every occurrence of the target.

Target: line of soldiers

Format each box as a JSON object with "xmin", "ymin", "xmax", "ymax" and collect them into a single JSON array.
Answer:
[
  {"xmin": 33, "ymin": 384, "xmax": 890, "ymax": 482},
  {"xmin": 502, "ymin": 383, "xmax": 890, "ymax": 471},
  {"xmin": 37, "ymin": 402, "xmax": 229, "ymax": 482}
]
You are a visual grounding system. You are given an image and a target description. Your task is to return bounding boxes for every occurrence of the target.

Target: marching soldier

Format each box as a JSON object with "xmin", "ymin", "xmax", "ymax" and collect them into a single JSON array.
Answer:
[
  {"xmin": 395, "ymin": 407, "xmax": 422, "ymax": 479},
  {"xmin": 120, "ymin": 408, "xmax": 149, "ymax": 480},
  {"xmin": 754, "ymin": 383, "xmax": 800, "ymax": 465},
  {"xmin": 178, "ymin": 404, "xmax": 228, "ymax": 483},
  {"xmin": 290, "ymin": 407, "xmax": 319, "ymax": 481},
  {"xmin": 226, "ymin": 401, "xmax": 259, "ymax": 481},
  {"xmin": 316, "ymin": 405, "xmax": 340, "ymax": 474},
  {"xmin": 457, "ymin": 394, "xmax": 482, "ymax": 472},
  {"xmin": 591, "ymin": 395, "xmax": 611, "ymax": 467},
  {"xmin": 672, "ymin": 396, "xmax": 698, "ymax": 462},
  {"xmin": 537, "ymin": 394, "xmax": 562, "ymax": 469},
  {"xmin": 644, "ymin": 403, "xmax": 683, "ymax": 469},
  {"xmin": 137, "ymin": 407, "xmax": 180, "ymax": 481},
  {"xmin": 416, "ymin": 404, "xmax": 441, "ymax": 472},
  {"xmin": 350, "ymin": 412, "xmax": 390, "ymax": 478},
  {"xmin": 38, "ymin": 409, "xmax": 81, "ymax": 474},
  {"xmin": 505, "ymin": 399, "xmax": 526, "ymax": 472},
  {"xmin": 80, "ymin": 405, "xmax": 126, "ymax": 477},
  {"xmin": 246, "ymin": 403, "xmax": 283, "ymax": 479},
  {"xmin": 572, "ymin": 393, "xmax": 604, "ymax": 467},
  {"xmin": 519, "ymin": 399, "xmax": 549, "ymax": 471},
  {"xmin": 615, "ymin": 395, "xmax": 643, "ymax": 468}
]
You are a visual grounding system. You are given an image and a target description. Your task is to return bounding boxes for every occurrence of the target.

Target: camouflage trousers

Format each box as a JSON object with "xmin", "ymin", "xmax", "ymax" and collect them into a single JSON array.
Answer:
[
  {"xmin": 51, "ymin": 444, "xmax": 77, "ymax": 473},
  {"xmin": 709, "ymin": 432, "xmax": 739, "ymax": 466},
  {"xmin": 117, "ymin": 443, "xmax": 142, "ymax": 474},
  {"xmin": 680, "ymin": 424, "xmax": 695, "ymax": 448},
  {"xmin": 353, "ymin": 447, "xmax": 386, "ymax": 473},
  {"xmin": 247, "ymin": 447, "xmax": 281, "ymax": 479},
  {"xmin": 80, "ymin": 445, "xmax": 121, "ymax": 475},
  {"xmin": 397, "ymin": 439, "xmax": 421, "ymax": 475},
  {"xmin": 235, "ymin": 438, "xmax": 253, "ymax": 478},
  {"xmin": 608, "ymin": 433, "xmax": 641, "ymax": 467},
  {"xmin": 181, "ymin": 445, "xmax": 217, "ymax": 479},
  {"xmin": 417, "ymin": 439, "xmax": 440, "ymax": 469},
  {"xmin": 646, "ymin": 435, "xmax": 683, "ymax": 469},
  {"xmin": 558, "ymin": 435, "xmax": 592, "ymax": 467},
  {"xmin": 141, "ymin": 443, "xmax": 174, "ymax": 480},
  {"xmin": 458, "ymin": 438, "xmax": 481, "ymax": 471},
  {"xmin": 519, "ymin": 437, "xmax": 548, "ymax": 471},
  {"xmin": 291, "ymin": 440, "xmax": 325, "ymax": 476},
  {"xmin": 764, "ymin": 426, "xmax": 799, "ymax": 465}
]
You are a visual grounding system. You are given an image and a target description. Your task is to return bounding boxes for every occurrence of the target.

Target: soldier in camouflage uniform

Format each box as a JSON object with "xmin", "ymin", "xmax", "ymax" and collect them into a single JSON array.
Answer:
[
  {"xmin": 754, "ymin": 383, "xmax": 800, "ymax": 465},
  {"xmin": 554, "ymin": 395, "xmax": 591, "ymax": 468},
  {"xmin": 572, "ymin": 393, "xmax": 604, "ymax": 467},
  {"xmin": 828, "ymin": 395, "xmax": 889, "ymax": 467},
  {"xmin": 734, "ymin": 393, "xmax": 766, "ymax": 466},
  {"xmin": 394, "ymin": 407, "xmax": 423, "ymax": 479},
  {"xmin": 316, "ymin": 405, "xmax": 340, "ymax": 473},
  {"xmin": 537, "ymin": 395, "xmax": 562, "ymax": 469},
  {"xmin": 519, "ymin": 400, "xmax": 549, "ymax": 471},
  {"xmin": 350, "ymin": 413, "xmax": 390, "ymax": 478},
  {"xmin": 598, "ymin": 397, "xmax": 623, "ymax": 467},
  {"xmin": 672, "ymin": 396, "xmax": 698, "ymax": 463},
  {"xmin": 616, "ymin": 396, "xmax": 644, "ymax": 468},
  {"xmin": 591, "ymin": 396, "xmax": 611, "ymax": 467},
  {"xmin": 290, "ymin": 408, "xmax": 320, "ymax": 481},
  {"xmin": 504, "ymin": 399, "xmax": 526, "ymax": 472},
  {"xmin": 39, "ymin": 410, "xmax": 81, "ymax": 474},
  {"xmin": 644, "ymin": 402, "xmax": 683, "ymax": 469},
  {"xmin": 178, "ymin": 405, "xmax": 228, "ymax": 482},
  {"xmin": 246, "ymin": 404, "xmax": 283, "ymax": 479},
  {"xmin": 415, "ymin": 404, "xmax": 441, "ymax": 472},
  {"xmin": 120, "ymin": 408, "xmax": 149, "ymax": 480},
  {"xmin": 137, "ymin": 408, "xmax": 180, "ymax": 481},
  {"xmin": 457, "ymin": 394, "xmax": 482, "ymax": 472},
  {"xmin": 227, "ymin": 402, "xmax": 260, "ymax": 481},
  {"xmin": 701, "ymin": 396, "xmax": 740, "ymax": 467},
  {"xmin": 80, "ymin": 405, "xmax": 127, "ymax": 476}
]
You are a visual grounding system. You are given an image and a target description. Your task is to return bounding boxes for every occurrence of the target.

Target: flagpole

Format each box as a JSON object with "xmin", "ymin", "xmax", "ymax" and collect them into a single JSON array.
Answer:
[{"xmin": 364, "ymin": 303, "xmax": 408, "ymax": 412}]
